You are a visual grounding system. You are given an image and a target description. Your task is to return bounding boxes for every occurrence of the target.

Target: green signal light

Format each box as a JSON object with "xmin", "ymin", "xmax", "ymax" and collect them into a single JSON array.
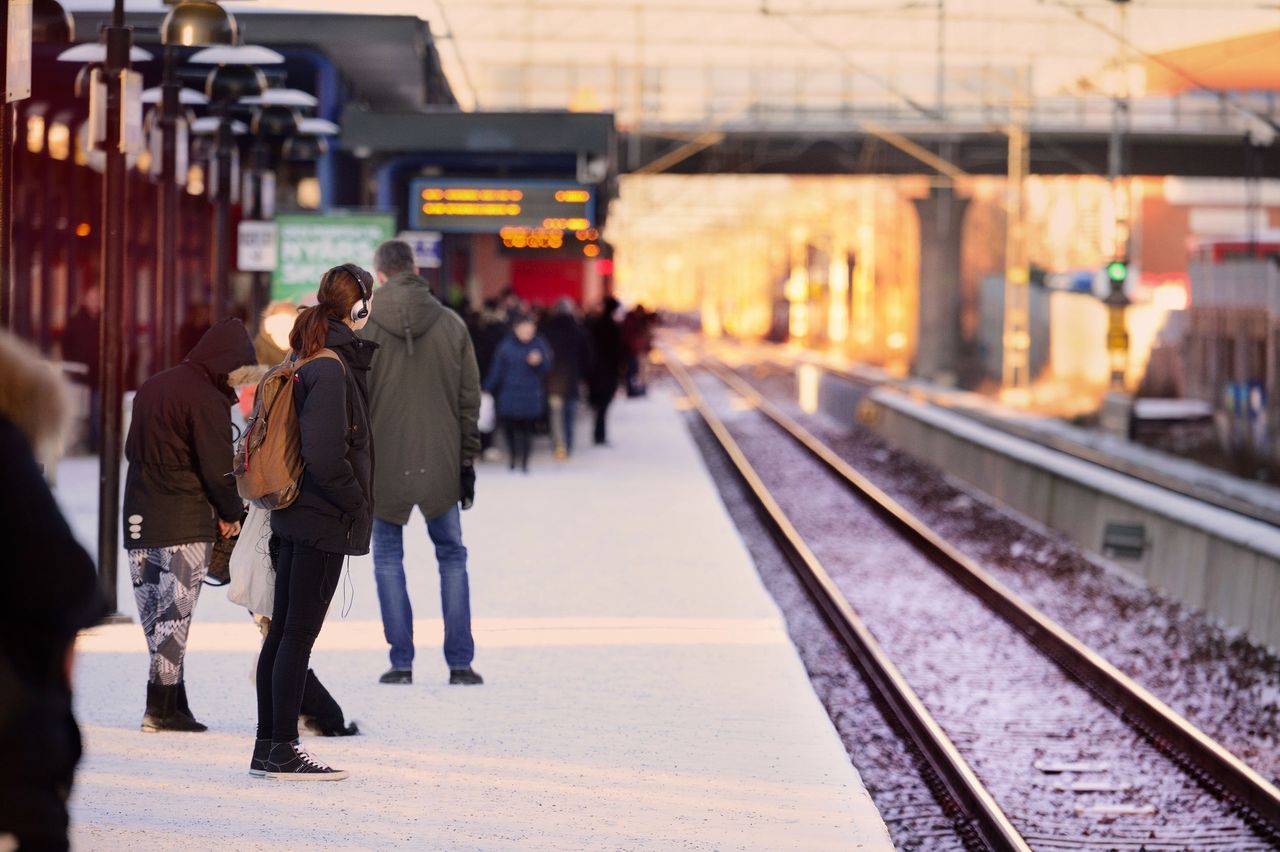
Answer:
[{"xmin": 1106, "ymin": 260, "xmax": 1128, "ymax": 283}]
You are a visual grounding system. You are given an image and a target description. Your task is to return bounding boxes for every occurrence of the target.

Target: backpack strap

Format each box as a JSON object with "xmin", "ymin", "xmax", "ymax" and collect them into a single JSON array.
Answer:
[{"xmin": 292, "ymin": 347, "xmax": 346, "ymax": 374}]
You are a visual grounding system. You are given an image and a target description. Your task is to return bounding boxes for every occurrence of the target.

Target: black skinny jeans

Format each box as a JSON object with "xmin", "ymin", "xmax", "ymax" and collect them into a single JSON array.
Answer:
[
  {"xmin": 255, "ymin": 539, "xmax": 343, "ymax": 742},
  {"xmin": 503, "ymin": 418, "xmax": 536, "ymax": 470},
  {"xmin": 590, "ymin": 394, "xmax": 613, "ymax": 445}
]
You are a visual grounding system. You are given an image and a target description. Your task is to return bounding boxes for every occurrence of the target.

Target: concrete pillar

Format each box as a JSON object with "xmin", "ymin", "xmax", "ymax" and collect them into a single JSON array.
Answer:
[{"xmin": 911, "ymin": 184, "xmax": 969, "ymax": 384}]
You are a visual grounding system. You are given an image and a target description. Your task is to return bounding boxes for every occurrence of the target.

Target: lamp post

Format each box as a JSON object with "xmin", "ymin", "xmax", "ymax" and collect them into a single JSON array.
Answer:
[
  {"xmin": 243, "ymin": 92, "xmax": 336, "ymax": 315},
  {"xmin": 244, "ymin": 95, "xmax": 303, "ymax": 317},
  {"xmin": 154, "ymin": 0, "xmax": 236, "ymax": 367},
  {"xmin": 190, "ymin": 44, "xmax": 280, "ymax": 319},
  {"xmin": 58, "ymin": 27, "xmax": 154, "ymax": 620},
  {"xmin": 99, "ymin": 0, "xmax": 138, "ymax": 617},
  {"xmin": 1105, "ymin": 0, "xmax": 1132, "ymax": 396}
]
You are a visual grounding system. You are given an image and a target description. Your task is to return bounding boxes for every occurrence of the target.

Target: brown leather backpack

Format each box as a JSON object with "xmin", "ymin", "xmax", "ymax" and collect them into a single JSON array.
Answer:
[{"xmin": 233, "ymin": 349, "xmax": 343, "ymax": 510}]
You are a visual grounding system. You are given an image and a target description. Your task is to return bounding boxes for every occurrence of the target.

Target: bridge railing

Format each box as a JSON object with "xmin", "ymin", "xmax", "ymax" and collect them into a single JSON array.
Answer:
[{"xmin": 477, "ymin": 60, "xmax": 1280, "ymax": 137}]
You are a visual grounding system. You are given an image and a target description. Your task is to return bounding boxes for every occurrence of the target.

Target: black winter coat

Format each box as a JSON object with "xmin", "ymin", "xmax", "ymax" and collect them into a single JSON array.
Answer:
[
  {"xmin": 1, "ymin": 324, "xmax": 105, "ymax": 848},
  {"xmin": 542, "ymin": 313, "xmax": 588, "ymax": 397},
  {"xmin": 0, "ymin": 416, "xmax": 103, "ymax": 847},
  {"xmin": 271, "ymin": 320, "xmax": 377, "ymax": 556},
  {"xmin": 586, "ymin": 311, "xmax": 625, "ymax": 401},
  {"xmin": 123, "ymin": 319, "xmax": 256, "ymax": 549}
]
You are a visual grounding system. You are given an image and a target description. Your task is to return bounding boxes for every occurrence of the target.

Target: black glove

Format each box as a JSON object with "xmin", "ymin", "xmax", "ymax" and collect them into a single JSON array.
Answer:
[{"xmin": 460, "ymin": 463, "xmax": 476, "ymax": 510}]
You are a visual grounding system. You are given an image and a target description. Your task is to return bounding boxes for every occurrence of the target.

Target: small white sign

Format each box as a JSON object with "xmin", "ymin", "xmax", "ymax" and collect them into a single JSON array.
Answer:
[
  {"xmin": 6, "ymin": 0, "xmax": 33, "ymax": 103},
  {"xmin": 396, "ymin": 230, "xmax": 443, "ymax": 269},
  {"xmin": 238, "ymin": 221, "xmax": 278, "ymax": 272},
  {"xmin": 121, "ymin": 70, "xmax": 144, "ymax": 154},
  {"xmin": 88, "ymin": 68, "xmax": 107, "ymax": 149},
  {"xmin": 1189, "ymin": 207, "xmax": 1255, "ymax": 237}
]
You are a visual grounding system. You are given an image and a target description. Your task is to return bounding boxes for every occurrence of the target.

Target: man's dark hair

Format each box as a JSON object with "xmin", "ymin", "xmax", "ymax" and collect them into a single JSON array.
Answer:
[{"xmin": 373, "ymin": 240, "xmax": 417, "ymax": 276}]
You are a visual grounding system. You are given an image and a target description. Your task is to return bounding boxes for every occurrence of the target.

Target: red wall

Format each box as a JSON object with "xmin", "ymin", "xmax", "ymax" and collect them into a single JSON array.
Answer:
[{"xmin": 511, "ymin": 258, "xmax": 586, "ymax": 306}]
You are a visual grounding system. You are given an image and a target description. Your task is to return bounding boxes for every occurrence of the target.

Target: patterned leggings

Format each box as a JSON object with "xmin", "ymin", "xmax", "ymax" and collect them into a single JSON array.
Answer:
[{"xmin": 128, "ymin": 543, "xmax": 211, "ymax": 685}]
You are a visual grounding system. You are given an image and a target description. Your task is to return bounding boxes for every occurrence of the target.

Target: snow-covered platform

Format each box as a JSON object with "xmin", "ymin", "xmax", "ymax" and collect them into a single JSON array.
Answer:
[{"xmin": 56, "ymin": 385, "xmax": 892, "ymax": 850}]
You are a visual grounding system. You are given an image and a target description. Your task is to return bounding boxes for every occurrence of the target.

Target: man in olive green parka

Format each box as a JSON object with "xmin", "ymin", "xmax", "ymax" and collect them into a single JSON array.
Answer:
[{"xmin": 360, "ymin": 240, "xmax": 484, "ymax": 686}]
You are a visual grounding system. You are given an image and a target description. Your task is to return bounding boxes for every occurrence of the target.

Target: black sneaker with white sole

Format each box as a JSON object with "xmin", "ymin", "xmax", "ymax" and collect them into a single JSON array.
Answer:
[
  {"xmin": 249, "ymin": 738, "xmax": 270, "ymax": 777},
  {"xmin": 264, "ymin": 740, "xmax": 348, "ymax": 781}
]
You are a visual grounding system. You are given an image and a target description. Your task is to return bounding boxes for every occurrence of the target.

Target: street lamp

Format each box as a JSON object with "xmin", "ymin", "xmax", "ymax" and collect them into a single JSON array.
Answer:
[
  {"xmin": 154, "ymin": 0, "xmax": 237, "ymax": 368},
  {"xmin": 241, "ymin": 94, "xmax": 338, "ymax": 315},
  {"xmin": 190, "ymin": 44, "xmax": 282, "ymax": 318},
  {"xmin": 58, "ymin": 0, "xmax": 150, "ymax": 618}
]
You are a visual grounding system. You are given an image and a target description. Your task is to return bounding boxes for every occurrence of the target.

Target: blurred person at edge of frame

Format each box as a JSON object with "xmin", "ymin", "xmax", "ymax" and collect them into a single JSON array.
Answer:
[{"xmin": 0, "ymin": 330, "xmax": 105, "ymax": 851}]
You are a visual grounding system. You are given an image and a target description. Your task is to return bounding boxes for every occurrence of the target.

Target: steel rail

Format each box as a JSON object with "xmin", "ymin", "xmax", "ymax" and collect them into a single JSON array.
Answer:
[
  {"xmin": 701, "ymin": 355, "xmax": 1280, "ymax": 838},
  {"xmin": 665, "ymin": 352, "xmax": 1031, "ymax": 852}
]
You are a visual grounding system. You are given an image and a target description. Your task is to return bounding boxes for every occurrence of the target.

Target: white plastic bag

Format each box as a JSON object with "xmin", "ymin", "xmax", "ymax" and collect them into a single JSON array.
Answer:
[
  {"xmin": 227, "ymin": 504, "xmax": 274, "ymax": 617},
  {"xmin": 478, "ymin": 391, "xmax": 496, "ymax": 434}
]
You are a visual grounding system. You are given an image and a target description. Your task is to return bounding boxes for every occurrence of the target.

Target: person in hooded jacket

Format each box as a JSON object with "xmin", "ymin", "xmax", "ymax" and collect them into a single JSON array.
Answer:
[
  {"xmin": 485, "ymin": 315, "xmax": 553, "ymax": 473},
  {"xmin": 0, "ymin": 330, "xmax": 104, "ymax": 851},
  {"xmin": 360, "ymin": 240, "xmax": 484, "ymax": 687},
  {"xmin": 123, "ymin": 318, "xmax": 256, "ymax": 734},
  {"xmin": 252, "ymin": 264, "xmax": 377, "ymax": 781},
  {"xmin": 541, "ymin": 298, "xmax": 588, "ymax": 460}
]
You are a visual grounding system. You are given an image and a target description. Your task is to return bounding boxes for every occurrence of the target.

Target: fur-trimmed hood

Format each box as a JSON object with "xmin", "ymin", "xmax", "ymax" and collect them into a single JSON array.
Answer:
[{"xmin": 0, "ymin": 330, "xmax": 72, "ymax": 466}]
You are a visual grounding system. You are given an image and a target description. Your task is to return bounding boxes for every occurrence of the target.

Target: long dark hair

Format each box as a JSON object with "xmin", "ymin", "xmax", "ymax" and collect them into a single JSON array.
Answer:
[{"xmin": 290, "ymin": 264, "xmax": 371, "ymax": 359}]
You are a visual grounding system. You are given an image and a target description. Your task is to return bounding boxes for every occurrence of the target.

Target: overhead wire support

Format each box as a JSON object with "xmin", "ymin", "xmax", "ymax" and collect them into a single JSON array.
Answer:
[
  {"xmin": 1044, "ymin": 0, "xmax": 1280, "ymax": 134},
  {"xmin": 759, "ymin": 1, "xmax": 944, "ymax": 121},
  {"xmin": 431, "ymin": 0, "xmax": 481, "ymax": 110}
]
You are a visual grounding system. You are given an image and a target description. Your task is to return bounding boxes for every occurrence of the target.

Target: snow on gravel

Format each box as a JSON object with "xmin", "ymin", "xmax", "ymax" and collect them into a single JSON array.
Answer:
[
  {"xmin": 692, "ymin": 370, "xmax": 1270, "ymax": 849},
  {"xmin": 742, "ymin": 366, "xmax": 1280, "ymax": 787}
]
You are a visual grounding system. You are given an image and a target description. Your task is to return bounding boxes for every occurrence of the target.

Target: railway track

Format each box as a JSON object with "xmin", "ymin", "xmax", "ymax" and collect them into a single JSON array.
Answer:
[{"xmin": 665, "ymin": 349, "xmax": 1280, "ymax": 850}]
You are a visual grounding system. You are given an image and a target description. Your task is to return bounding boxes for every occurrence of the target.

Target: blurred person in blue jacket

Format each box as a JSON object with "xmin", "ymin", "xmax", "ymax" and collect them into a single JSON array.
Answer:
[{"xmin": 484, "ymin": 315, "xmax": 552, "ymax": 473}]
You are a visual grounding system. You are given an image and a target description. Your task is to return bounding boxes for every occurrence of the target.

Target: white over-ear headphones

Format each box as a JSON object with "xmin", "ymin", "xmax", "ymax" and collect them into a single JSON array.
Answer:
[
  {"xmin": 351, "ymin": 297, "xmax": 369, "ymax": 323},
  {"xmin": 330, "ymin": 263, "xmax": 372, "ymax": 322}
]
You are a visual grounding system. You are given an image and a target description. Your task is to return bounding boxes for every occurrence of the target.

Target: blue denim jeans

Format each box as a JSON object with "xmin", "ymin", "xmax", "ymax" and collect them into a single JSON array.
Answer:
[{"xmin": 372, "ymin": 507, "xmax": 475, "ymax": 671}]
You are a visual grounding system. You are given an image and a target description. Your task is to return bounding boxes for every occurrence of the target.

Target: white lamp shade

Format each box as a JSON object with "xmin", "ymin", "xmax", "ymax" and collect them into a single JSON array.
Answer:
[
  {"xmin": 141, "ymin": 86, "xmax": 209, "ymax": 105},
  {"xmin": 57, "ymin": 44, "xmax": 154, "ymax": 63},
  {"xmin": 190, "ymin": 117, "xmax": 248, "ymax": 135},
  {"xmin": 239, "ymin": 89, "xmax": 318, "ymax": 108},
  {"xmin": 188, "ymin": 45, "xmax": 285, "ymax": 65},
  {"xmin": 297, "ymin": 118, "xmax": 339, "ymax": 136}
]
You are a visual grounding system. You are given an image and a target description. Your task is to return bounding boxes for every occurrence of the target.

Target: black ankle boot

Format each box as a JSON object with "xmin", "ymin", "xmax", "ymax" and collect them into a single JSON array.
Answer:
[
  {"xmin": 141, "ymin": 682, "xmax": 208, "ymax": 733},
  {"xmin": 174, "ymin": 680, "xmax": 206, "ymax": 728}
]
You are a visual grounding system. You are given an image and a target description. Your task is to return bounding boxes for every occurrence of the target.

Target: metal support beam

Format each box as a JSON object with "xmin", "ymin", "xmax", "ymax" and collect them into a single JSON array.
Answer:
[
  {"xmin": 1001, "ymin": 73, "xmax": 1031, "ymax": 405},
  {"xmin": 96, "ymin": 0, "xmax": 132, "ymax": 619},
  {"xmin": 155, "ymin": 46, "xmax": 180, "ymax": 369},
  {"xmin": 1, "ymin": 0, "xmax": 14, "ymax": 330}
]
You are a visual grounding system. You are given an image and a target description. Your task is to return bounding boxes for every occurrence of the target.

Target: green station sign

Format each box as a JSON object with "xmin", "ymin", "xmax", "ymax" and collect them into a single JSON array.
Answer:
[{"xmin": 271, "ymin": 213, "xmax": 395, "ymax": 303}]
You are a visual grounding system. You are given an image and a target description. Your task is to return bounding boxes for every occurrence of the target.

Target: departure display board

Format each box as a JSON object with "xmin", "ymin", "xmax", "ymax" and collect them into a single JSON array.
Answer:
[
  {"xmin": 409, "ymin": 178, "xmax": 595, "ymax": 234},
  {"xmin": 497, "ymin": 226, "xmax": 607, "ymax": 259}
]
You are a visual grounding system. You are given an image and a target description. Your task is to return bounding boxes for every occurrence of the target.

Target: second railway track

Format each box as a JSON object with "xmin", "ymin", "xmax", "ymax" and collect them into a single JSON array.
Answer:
[{"xmin": 666, "ymin": 348, "xmax": 1280, "ymax": 851}]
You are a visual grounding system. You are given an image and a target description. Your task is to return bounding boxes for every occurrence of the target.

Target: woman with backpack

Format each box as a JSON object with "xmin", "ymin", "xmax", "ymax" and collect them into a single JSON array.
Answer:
[{"xmin": 251, "ymin": 264, "xmax": 377, "ymax": 781}]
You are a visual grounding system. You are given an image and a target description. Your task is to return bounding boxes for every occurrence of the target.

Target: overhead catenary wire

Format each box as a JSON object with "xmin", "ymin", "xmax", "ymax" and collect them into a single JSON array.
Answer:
[
  {"xmin": 1044, "ymin": 0, "xmax": 1280, "ymax": 133},
  {"xmin": 431, "ymin": 0, "xmax": 482, "ymax": 110}
]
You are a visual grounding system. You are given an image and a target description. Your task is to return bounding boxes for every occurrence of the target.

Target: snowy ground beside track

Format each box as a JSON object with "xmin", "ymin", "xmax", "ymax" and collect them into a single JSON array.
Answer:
[{"xmin": 55, "ymin": 384, "xmax": 891, "ymax": 851}]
